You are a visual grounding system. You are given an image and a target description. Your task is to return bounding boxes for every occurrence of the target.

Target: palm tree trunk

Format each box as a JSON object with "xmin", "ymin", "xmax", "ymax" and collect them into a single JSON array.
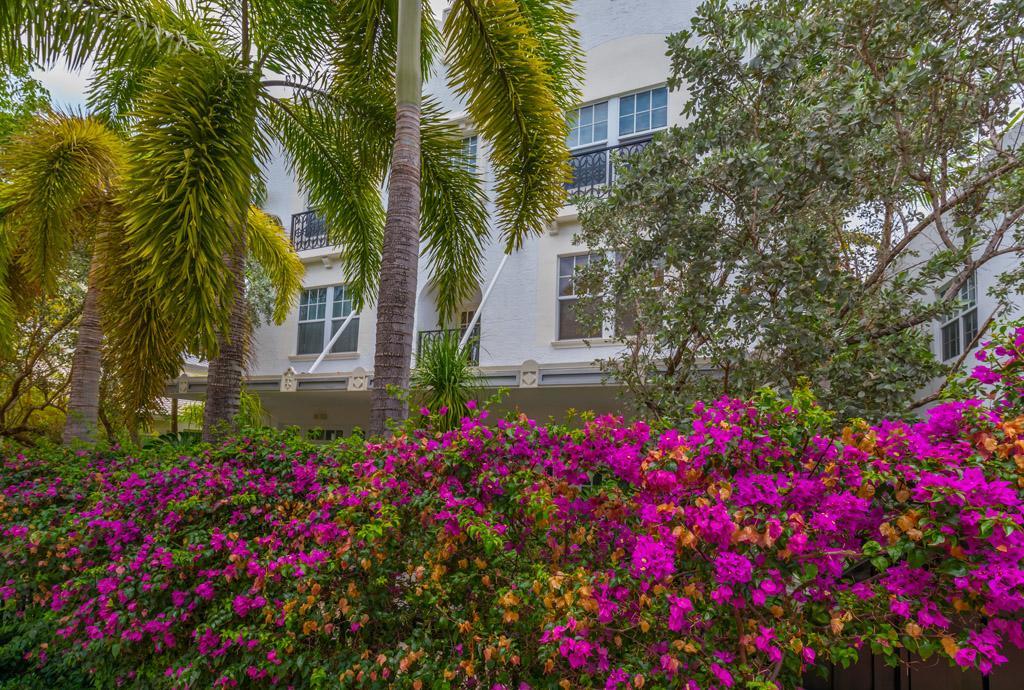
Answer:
[
  {"xmin": 62, "ymin": 251, "xmax": 105, "ymax": 444},
  {"xmin": 202, "ymin": 236, "xmax": 249, "ymax": 442},
  {"xmin": 369, "ymin": 0, "xmax": 422, "ymax": 436}
]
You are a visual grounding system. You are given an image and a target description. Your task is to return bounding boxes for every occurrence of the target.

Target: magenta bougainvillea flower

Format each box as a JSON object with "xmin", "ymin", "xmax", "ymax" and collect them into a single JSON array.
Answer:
[{"xmin": 0, "ymin": 326, "xmax": 1021, "ymax": 688}]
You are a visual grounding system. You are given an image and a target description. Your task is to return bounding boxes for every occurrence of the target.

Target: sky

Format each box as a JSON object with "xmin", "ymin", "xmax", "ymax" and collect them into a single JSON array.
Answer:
[{"xmin": 32, "ymin": 1, "xmax": 452, "ymax": 109}]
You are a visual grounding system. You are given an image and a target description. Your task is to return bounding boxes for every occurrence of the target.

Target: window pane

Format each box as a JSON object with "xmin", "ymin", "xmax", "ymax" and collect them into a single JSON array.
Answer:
[
  {"xmin": 651, "ymin": 106, "xmax": 668, "ymax": 130},
  {"xmin": 962, "ymin": 308, "xmax": 978, "ymax": 348},
  {"xmin": 329, "ymin": 317, "xmax": 359, "ymax": 353},
  {"xmin": 635, "ymin": 110, "xmax": 650, "ymax": 132},
  {"xmin": 620, "ymin": 95, "xmax": 634, "ymax": 116},
  {"xmin": 636, "ymin": 90, "xmax": 650, "ymax": 112},
  {"xmin": 558, "ymin": 275, "xmax": 574, "ymax": 297},
  {"xmin": 566, "ymin": 127, "xmax": 579, "ymax": 149},
  {"xmin": 298, "ymin": 321, "xmax": 325, "ymax": 355},
  {"xmin": 580, "ymin": 106, "xmax": 593, "ymax": 127},
  {"xmin": 941, "ymin": 320, "xmax": 960, "ymax": 361},
  {"xmin": 620, "ymin": 113, "xmax": 634, "ymax": 136},
  {"xmin": 594, "ymin": 118, "xmax": 607, "ymax": 142},
  {"xmin": 652, "ymin": 87, "xmax": 668, "ymax": 109},
  {"xmin": 332, "ymin": 286, "xmax": 354, "ymax": 318},
  {"xmin": 615, "ymin": 300, "xmax": 638, "ymax": 337},
  {"xmin": 594, "ymin": 101, "xmax": 608, "ymax": 122},
  {"xmin": 558, "ymin": 299, "xmax": 601, "ymax": 340}
]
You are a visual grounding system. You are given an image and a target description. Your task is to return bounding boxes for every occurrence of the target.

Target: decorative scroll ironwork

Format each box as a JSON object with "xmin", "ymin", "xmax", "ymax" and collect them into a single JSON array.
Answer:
[
  {"xmin": 290, "ymin": 211, "xmax": 329, "ymax": 251},
  {"xmin": 565, "ymin": 137, "xmax": 653, "ymax": 201},
  {"xmin": 417, "ymin": 323, "xmax": 482, "ymax": 366}
]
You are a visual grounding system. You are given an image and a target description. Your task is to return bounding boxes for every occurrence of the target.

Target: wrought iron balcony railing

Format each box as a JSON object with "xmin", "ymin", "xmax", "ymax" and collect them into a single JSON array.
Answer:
[
  {"xmin": 417, "ymin": 323, "xmax": 481, "ymax": 366},
  {"xmin": 565, "ymin": 137, "xmax": 653, "ymax": 201},
  {"xmin": 290, "ymin": 210, "xmax": 330, "ymax": 251}
]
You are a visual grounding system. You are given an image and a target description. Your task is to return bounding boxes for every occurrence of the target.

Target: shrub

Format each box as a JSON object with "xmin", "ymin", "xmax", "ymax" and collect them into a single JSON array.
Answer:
[{"xmin": 0, "ymin": 330, "xmax": 1022, "ymax": 688}]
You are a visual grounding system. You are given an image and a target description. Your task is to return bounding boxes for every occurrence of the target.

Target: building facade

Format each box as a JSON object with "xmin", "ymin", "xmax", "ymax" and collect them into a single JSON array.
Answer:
[{"xmin": 172, "ymin": 2, "xmax": 1023, "ymax": 434}]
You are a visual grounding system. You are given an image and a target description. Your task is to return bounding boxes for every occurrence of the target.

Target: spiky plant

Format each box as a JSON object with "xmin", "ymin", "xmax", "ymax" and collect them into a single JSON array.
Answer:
[
  {"xmin": 410, "ymin": 329, "xmax": 481, "ymax": 432},
  {"xmin": 0, "ymin": 112, "xmax": 302, "ymax": 442}
]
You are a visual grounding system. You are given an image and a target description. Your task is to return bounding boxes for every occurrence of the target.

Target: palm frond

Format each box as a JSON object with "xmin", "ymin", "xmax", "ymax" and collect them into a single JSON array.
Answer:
[
  {"xmin": 420, "ymin": 99, "xmax": 488, "ymax": 320},
  {"xmin": 330, "ymin": 0, "xmax": 440, "ymax": 94},
  {"xmin": 510, "ymin": 0, "xmax": 583, "ymax": 111},
  {"xmin": 95, "ymin": 211, "xmax": 190, "ymax": 428},
  {"xmin": 249, "ymin": 0, "xmax": 340, "ymax": 78},
  {"xmin": 119, "ymin": 51, "xmax": 258, "ymax": 356},
  {"xmin": 444, "ymin": 0, "xmax": 578, "ymax": 251},
  {"xmin": 2, "ymin": 0, "xmax": 204, "ymax": 72},
  {"xmin": 0, "ymin": 112, "xmax": 124, "ymax": 295},
  {"xmin": 246, "ymin": 206, "xmax": 304, "ymax": 324},
  {"xmin": 263, "ymin": 90, "xmax": 387, "ymax": 309}
]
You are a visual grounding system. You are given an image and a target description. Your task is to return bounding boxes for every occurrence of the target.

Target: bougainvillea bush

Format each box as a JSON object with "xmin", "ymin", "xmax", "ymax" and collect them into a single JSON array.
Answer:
[{"xmin": 0, "ymin": 327, "xmax": 1022, "ymax": 689}]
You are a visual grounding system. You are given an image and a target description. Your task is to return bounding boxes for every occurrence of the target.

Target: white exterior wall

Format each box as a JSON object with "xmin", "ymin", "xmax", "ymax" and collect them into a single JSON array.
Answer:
[{"xmin": 245, "ymin": 0, "xmax": 701, "ymax": 389}]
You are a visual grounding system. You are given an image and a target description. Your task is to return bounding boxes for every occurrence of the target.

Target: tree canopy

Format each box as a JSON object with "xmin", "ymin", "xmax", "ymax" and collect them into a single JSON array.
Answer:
[{"xmin": 580, "ymin": 0, "xmax": 1024, "ymax": 422}]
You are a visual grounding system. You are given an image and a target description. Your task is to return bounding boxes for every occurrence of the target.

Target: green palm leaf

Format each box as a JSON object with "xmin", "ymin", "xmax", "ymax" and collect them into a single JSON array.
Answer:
[
  {"xmin": 444, "ymin": 0, "xmax": 579, "ymax": 251},
  {"xmin": 119, "ymin": 51, "xmax": 258, "ymax": 355},
  {"xmin": 420, "ymin": 100, "xmax": 488, "ymax": 320},
  {"xmin": 264, "ymin": 91, "xmax": 387, "ymax": 309},
  {"xmin": 0, "ymin": 113, "xmax": 123, "ymax": 327},
  {"xmin": 246, "ymin": 206, "xmax": 304, "ymax": 324}
]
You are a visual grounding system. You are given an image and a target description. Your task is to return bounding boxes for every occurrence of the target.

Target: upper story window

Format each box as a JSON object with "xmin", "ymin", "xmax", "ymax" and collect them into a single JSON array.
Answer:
[
  {"xmin": 567, "ymin": 101, "xmax": 609, "ymax": 149},
  {"xmin": 619, "ymin": 86, "xmax": 668, "ymax": 137},
  {"xmin": 939, "ymin": 272, "xmax": 978, "ymax": 361},
  {"xmin": 459, "ymin": 135, "xmax": 478, "ymax": 172},
  {"xmin": 297, "ymin": 285, "xmax": 359, "ymax": 355}
]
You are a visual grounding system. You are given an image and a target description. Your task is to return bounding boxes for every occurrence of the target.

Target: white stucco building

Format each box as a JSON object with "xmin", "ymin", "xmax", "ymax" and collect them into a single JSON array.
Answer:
[
  {"xmin": 171, "ymin": 1, "xmax": 1022, "ymax": 434},
  {"xmin": 170, "ymin": 0, "xmax": 704, "ymax": 434}
]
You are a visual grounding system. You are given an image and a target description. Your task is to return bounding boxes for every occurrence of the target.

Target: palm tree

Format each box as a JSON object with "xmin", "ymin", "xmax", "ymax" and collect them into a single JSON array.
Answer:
[
  {"xmin": 332, "ymin": 0, "xmax": 584, "ymax": 435},
  {"xmin": 0, "ymin": 0, "xmax": 378, "ymax": 440},
  {"xmin": 0, "ymin": 112, "xmax": 303, "ymax": 442}
]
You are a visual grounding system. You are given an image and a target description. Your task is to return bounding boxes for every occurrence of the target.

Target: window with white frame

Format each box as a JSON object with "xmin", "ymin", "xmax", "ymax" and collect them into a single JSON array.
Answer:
[
  {"xmin": 557, "ymin": 254, "xmax": 603, "ymax": 340},
  {"xmin": 297, "ymin": 285, "xmax": 359, "ymax": 355},
  {"xmin": 618, "ymin": 86, "xmax": 668, "ymax": 137},
  {"xmin": 939, "ymin": 272, "xmax": 978, "ymax": 361},
  {"xmin": 459, "ymin": 135, "xmax": 478, "ymax": 172},
  {"xmin": 566, "ymin": 101, "xmax": 609, "ymax": 149}
]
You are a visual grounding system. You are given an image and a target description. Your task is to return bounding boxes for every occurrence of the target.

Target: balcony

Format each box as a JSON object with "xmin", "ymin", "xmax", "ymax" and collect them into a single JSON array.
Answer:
[
  {"xmin": 565, "ymin": 137, "xmax": 653, "ymax": 202},
  {"xmin": 290, "ymin": 210, "xmax": 330, "ymax": 251},
  {"xmin": 417, "ymin": 323, "xmax": 481, "ymax": 366}
]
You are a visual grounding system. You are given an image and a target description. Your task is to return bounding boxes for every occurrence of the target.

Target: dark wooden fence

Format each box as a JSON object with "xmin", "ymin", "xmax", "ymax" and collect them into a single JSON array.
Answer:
[{"xmin": 804, "ymin": 647, "xmax": 1024, "ymax": 690}]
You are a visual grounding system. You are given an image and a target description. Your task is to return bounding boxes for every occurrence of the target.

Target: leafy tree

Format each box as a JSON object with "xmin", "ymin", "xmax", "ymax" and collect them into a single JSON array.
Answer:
[
  {"xmin": 0, "ymin": 255, "xmax": 85, "ymax": 442},
  {"xmin": 329, "ymin": 0, "xmax": 583, "ymax": 435},
  {"xmin": 580, "ymin": 0, "xmax": 1024, "ymax": 422},
  {"xmin": 0, "ymin": 112, "xmax": 301, "ymax": 442},
  {"xmin": 0, "ymin": 62, "xmax": 48, "ymax": 144}
]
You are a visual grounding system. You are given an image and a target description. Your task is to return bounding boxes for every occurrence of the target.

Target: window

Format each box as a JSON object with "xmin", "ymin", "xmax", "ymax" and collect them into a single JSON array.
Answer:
[
  {"xmin": 330, "ymin": 285, "xmax": 359, "ymax": 353},
  {"xmin": 308, "ymin": 428, "xmax": 344, "ymax": 441},
  {"xmin": 459, "ymin": 136, "xmax": 478, "ymax": 172},
  {"xmin": 939, "ymin": 272, "xmax": 978, "ymax": 361},
  {"xmin": 297, "ymin": 285, "xmax": 359, "ymax": 355},
  {"xmin": 297, "ymin": 288, "xmax": 328, "ymax": 355},
  {"xmin": 619, "ymin": 87, "xmax": 668, "ymax": 137},
  {"xmin": 557, "ymin": 254, "xmax": 602, "ymax": 340},
  {"xmin": 566, "ymin": 101, "xmax": 608, "ymax": 149}
]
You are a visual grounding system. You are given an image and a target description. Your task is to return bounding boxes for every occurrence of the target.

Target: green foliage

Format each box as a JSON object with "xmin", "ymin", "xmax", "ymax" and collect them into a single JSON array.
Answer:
[
  {"xmin": 580, "ymin": 0, "xmax": 1024, "ymax": 423},
  {"xmin": 178, "ymin": 389, "xmax": 269, "ymax": 430},
  {"xmin": 0, "ymin": 64, "xmax": 48, "ymax": 145},
  {"xmin": 0, "ymin": 256, "xmax": 85, "ymax": 443},
  {"xmin": 411, "ymin": 329, "xmax": 481, "ymax": 431}
]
